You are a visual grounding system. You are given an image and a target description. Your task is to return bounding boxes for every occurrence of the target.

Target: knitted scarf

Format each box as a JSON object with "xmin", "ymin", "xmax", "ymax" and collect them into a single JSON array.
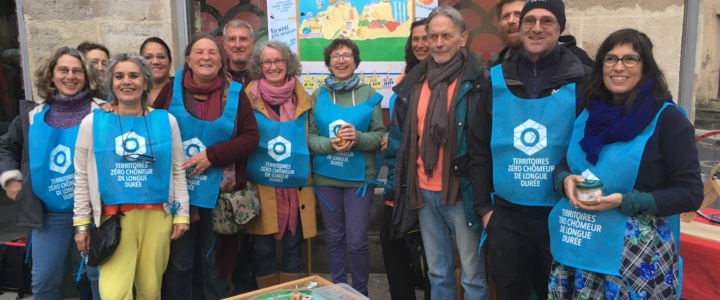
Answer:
[
  {"xmin": 420, "ymin": 49, "xmax": 465, "ymax": 176},
  {"xmin": 580, "ymin": 79, "xmax": 672, "ymax": 165}
]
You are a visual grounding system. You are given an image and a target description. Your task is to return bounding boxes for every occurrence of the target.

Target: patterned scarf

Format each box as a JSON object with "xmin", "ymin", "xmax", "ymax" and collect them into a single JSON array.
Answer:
[{"xmin": 324, "ymin": 73, "xmax": 360, "ymax": 92}]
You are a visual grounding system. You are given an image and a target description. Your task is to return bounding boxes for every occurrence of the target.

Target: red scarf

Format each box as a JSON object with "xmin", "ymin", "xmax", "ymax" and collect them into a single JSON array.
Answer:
[{"xmin": 182, "ymin": 69, "xmax": 224, "ymax": 120}]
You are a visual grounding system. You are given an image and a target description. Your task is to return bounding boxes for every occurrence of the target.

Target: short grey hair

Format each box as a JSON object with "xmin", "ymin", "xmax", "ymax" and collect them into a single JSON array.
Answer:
[
  {"xmin": 248, "ymin": 41, "xmax": 302, "ymax": 80},
  {"xmin": 224, "ymin": 20, "xmax": 255, "ymax": 40},
  {"xmin": 426, "ymin": 5, "xmax": 467, "ymax": 33},
  {"xmin": 104, "ymin": 52, "xmax": 153, "ymax": 107}
]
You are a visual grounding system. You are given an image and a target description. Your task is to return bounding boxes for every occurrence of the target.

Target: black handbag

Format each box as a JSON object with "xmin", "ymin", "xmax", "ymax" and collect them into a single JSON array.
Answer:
[{"xmin": 87, "ymin": 212, "xmax": 123, "ymax": 267}]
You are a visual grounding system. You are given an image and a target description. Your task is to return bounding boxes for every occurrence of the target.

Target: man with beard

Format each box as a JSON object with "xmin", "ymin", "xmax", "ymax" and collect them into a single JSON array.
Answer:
[
  {"xmin": 491, "ymin": 0, "xmax": 524, "ymax": 66},
  {"xmin": 489, "ymin": 0, "xmax": 592, "ymax": 67}
]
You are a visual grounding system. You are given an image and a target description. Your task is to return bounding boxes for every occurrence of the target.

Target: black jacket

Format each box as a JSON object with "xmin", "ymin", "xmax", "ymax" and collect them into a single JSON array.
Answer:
[{"xmin": 468, "ymin": 46, "xmax": 590, "ymax": 218}]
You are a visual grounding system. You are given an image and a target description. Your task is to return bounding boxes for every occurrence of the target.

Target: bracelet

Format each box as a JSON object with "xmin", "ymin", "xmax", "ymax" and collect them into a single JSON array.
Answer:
[{"xmin": 74, "ymin": 225, "xmax": 90, "ymax": 233}]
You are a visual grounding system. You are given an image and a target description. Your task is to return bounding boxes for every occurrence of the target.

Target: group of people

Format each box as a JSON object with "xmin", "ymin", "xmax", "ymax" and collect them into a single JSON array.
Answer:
[{"xmin": 0, "ymin": 1, "xmax": 705, "ymax": 300}]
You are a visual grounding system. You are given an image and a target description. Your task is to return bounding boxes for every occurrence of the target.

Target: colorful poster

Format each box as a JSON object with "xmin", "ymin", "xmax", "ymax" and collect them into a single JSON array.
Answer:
[
  {"xmin": 268, "ymin": 0, "xmax": 299, "ymax": 51},
  {"xmin": 263, "ymin": 0, "xmax": 439, "ymax": 107}
]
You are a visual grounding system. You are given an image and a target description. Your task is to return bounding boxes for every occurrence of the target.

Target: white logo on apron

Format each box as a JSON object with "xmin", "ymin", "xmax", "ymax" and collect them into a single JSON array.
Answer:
[{"xmin": 513, "ymin": 119, "xmax": 547, "ymax": 156}]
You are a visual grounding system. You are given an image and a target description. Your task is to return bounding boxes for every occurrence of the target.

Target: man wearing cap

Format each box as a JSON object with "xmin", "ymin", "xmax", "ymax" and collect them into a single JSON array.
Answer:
[
  {"xmin": 489, "ymin": 0, "xmax": 593, "ymax": 67},
  {"xmin": 468, "ymin": 0, "xmax": 590, "ymax": 299}
]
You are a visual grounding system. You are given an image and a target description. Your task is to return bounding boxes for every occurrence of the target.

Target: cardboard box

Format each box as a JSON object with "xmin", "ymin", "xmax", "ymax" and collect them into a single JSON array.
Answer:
[{"xmin": 225, "ymin": 275, "xmax": 367, "ymax": 300}]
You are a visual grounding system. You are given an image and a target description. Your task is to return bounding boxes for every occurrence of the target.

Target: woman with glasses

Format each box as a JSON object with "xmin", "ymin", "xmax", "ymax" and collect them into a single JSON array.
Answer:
[
  {"xmin": 0, "ymin": 46, "xmax": 104, "ymax": 300},
  {"xmin": 153, "ymin": 34, "xmax": 259, "ymax": 300},
  {"xmin": 380, "ymin": 17, "xmax": 432, "ymax": 300},
  {"xmin": 547, "ymin": 29, "xmax": 702, "ymax": 299},
  {"xmin": 140, "ymin": 37, "xmax": 173, "ymax": 104},
  {"xmin": 308, "ymin": 38, "xmax": 385, "ymax": 296},
  {"xmin": 244, "ymin": 40, "xmax": 316, "ymax": 288},
  {"xmin": 72, "ymin": 52, "xmax": 189, "ymax": 299}
]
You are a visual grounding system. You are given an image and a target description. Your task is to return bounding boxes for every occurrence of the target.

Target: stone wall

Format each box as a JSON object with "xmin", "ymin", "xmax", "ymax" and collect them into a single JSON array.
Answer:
[
  {"xmin": 564, "ymin": 0, "xmax": 685, "ymax": 102},
  {"xmin": 696, "ymin": 0, "xmax": 720, "ymax": 108},
  {"xmin": 21, "ymin": 0, "xmax": 178, "ymax": 99}
]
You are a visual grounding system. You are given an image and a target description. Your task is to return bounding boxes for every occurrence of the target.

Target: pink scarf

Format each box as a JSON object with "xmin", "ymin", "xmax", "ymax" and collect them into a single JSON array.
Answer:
[
  {"xmin": 253, "ymin": 77, "xmax": 300, "ymax": 240},
  {"xmin": 252, "ymin": 77, "xmax": 297, "ymax": 121}
]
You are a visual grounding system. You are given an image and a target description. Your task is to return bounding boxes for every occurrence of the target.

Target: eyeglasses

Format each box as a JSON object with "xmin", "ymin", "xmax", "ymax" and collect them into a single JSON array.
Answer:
[
  {"xmin": 261, "ymin": 59, "xmax": 286, "ymax": 68},
  {"xmin": 330, "ymin": 53, "xmax": 353, "ymax": 62},
  {"xmin": 521, "ymin": 17, "xmax": 558, "ymax": 29},
  {"xmin": 602, "ymin": 54, "xmax": 643, "ymax": 68},
  {"xmin": 117, "ymin": 112, "xmax": 156, "ymax": 165},
  {"xmin": 414, "ymin": 17, "xmax": 426, "ymax": 22},
  {"xmin": 144, "ymin": 54, "xmax": 169, "ymax": 62},
  {"xmin": 55, "ymin": 67, "xmax": 84, "ymax": 77}
]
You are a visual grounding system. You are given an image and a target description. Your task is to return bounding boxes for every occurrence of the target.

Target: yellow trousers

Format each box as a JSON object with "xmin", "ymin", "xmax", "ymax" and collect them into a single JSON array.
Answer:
[{"xmin": 98, "ymin": 209, "xmax": 172, "ymax": 300}]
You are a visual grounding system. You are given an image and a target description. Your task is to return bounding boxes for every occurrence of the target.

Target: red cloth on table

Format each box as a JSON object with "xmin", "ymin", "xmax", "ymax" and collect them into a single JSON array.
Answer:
[{"xmin": 680, "ymin": 208, "xmax": 720, "ymax": 299}]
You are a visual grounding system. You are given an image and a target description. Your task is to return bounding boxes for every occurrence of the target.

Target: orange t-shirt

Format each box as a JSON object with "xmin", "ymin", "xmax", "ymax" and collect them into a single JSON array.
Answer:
[{"xmin": 416, "ymin": 78, "xmax": 459, "ymax": 191}]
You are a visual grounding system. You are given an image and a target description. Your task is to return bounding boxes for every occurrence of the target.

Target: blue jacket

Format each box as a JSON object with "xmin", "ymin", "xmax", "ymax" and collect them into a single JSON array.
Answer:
[{"xmin": 384, "ymin": 52, "xmax": 488, "ymax": 239}]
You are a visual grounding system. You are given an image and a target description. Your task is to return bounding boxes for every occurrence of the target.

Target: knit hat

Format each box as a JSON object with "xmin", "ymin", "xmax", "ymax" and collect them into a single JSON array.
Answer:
[{"xmin": 520, "ymin": 0, "xmax": 566, "ymax": 33}]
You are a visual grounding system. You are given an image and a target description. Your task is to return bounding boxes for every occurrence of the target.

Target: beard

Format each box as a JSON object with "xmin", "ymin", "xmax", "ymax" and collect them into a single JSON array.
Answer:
[{"xmin": 500, "ymin": 26, "xmax": 522, "ymax": 50}]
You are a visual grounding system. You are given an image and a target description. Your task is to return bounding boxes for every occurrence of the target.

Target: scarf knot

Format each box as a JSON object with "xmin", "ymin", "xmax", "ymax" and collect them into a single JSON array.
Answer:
[{"xmin": 579, "ymin": 79, "xmax": 672, "ymax": 165}]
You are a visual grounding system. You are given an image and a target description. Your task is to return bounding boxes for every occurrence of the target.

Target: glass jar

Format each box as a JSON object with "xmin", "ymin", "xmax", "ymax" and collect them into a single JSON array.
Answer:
[{"xmin": 576, "ymin": 180, "xmax": 603, "ymax": 205}]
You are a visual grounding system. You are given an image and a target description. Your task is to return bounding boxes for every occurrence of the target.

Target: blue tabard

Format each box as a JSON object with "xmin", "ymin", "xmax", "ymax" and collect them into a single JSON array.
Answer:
[
  {"xmin": 489, "ymin": 65, "xmax": 576, "ymax": 206},
  {"xmin": 93, "ymin": 109, "xmax": 172, "ymax": 205},
  {"xmin": 388, "ymin": 94, "xmax": 398, "ymax": 120},
  {"xmin": 312, "ymin": 88, "xmax": 383, "ymax": 182},
  {"xmin": 168, "ymin": 68, "xmax": 240, "ymax": 208},
  {"xmin": 247, "ymin": 111, "xmax": 310, "ymax": 187},
  {"xmin": 548, "ymin": 103, "xmax": 675, "ymax": 277},
  {"xmin": 28, "ymin": 106, "xmax": 80, "ymax": 212}
]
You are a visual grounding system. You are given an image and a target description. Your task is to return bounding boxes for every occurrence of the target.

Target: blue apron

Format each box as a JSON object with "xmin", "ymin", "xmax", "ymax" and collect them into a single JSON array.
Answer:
[
  {"xmin": 168, "ymin": 68, "xmax": 241, "ymax": 208},
  {"xmin": 312, "ymin": 88, "xmax": 383, "ymax": 182},
  {"xmin": 548, "ymin": 103, "xmax": 676, "ymax": 278},
  {"xmin": 489, "ymin": 65, "xmax": 576, "ymax": 206},
  {"xmin": 94, "ymin": 109, "xmax": 172, "ymax": 205},
  {"xmin": 247, "ymin": 111, "xmax": 310, "ymax": 187},
  {"xmin": 28, "ymin": 106, "xmax": 80, "ymax": 212}
]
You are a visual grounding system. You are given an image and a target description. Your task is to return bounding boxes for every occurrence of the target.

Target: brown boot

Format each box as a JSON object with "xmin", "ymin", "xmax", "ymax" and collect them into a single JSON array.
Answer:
[
  {"xmin": 278, "ymin": 272, "xmax": 304, "ymax": 284},
  {"xmin": 256, "ymin": 272, "xmax": 280, "ymax": 288}
]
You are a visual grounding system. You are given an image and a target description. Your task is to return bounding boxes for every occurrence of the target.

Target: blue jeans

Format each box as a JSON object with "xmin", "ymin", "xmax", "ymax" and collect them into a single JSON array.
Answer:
[
  {"xmin": 418, "ymin": 189, "xmax": 489, "ymax": 300},
  {"xmin": 162, "ymin": 207, "xmax": 225, "ymax": 300},
  {"xmin": 31, "ymin": 212, "xmax": 100, "ymax": 300},
  {"xmin": 253, "ymin": 222, "xmax": 304, "ymax": 276}
]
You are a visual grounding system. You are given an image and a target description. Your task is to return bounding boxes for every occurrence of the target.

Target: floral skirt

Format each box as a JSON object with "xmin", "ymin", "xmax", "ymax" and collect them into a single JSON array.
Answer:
[{"xmin": 548, "ymin": 213, "xmax": 679, "ymax": 300}]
